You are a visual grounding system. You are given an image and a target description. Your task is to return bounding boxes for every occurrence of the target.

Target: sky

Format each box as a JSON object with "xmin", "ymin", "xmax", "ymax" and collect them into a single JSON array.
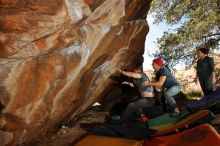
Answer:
[
  {"xmin": 143, "ymin": 14, "xmax": 167, "ymax": 69},
  {"xmin": 143, "ymin": 14, "xmax": 182, "ymax": 70}
]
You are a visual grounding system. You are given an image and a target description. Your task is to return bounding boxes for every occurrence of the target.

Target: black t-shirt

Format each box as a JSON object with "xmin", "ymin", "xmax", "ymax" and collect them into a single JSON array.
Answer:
[
  {"xmin": 134, "ymin": 73, "xmax": 154, "ymax": 93},
  {"xmin": 155, "ymin": 67, "xmax": 179, "ymax": 88},
  {"xmin": 197, "ymin": 56, "xmax": 214, "ymax": 79}
]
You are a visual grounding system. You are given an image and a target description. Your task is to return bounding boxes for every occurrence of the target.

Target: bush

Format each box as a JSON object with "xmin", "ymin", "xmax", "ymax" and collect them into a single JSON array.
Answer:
[{"xmin": 185, "ymin": 90, "xmax": 203, "ymax": 99}]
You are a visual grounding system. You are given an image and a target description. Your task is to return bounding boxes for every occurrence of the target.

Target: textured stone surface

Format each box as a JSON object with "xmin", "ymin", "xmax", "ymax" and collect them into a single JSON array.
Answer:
[{"xmin": 0, "ymin": 0, "xmax": 151, "ymax": 145}]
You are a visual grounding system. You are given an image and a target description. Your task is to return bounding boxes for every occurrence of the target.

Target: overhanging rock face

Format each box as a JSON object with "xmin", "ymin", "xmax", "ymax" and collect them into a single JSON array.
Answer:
[{"xmin": 0, "ymin": 0, "xmax": 151, "ymax": 145}]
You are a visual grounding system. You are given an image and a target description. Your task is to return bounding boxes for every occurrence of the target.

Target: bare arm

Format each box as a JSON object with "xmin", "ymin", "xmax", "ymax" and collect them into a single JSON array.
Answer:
[
  {"xmin": 194, "ymin": 73, "xmax": 199, "ymax": 84},
  {"xmin": 212, "ymin": 72, "xmax": 216, "ymax": 84},
  {"xmin": 143, "ymin": 76, "xmax": 166, "ymax": 87},
  {"xmin": 117, "ymin": 69, "xmax": 141, "ymax": 78}
]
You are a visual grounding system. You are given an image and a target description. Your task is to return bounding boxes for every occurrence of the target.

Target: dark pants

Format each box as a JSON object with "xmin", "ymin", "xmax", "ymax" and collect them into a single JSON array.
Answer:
[
  {"xmin": 121, "ymin": 98, "xmax": 155, "ymax": 122},
  {"xmin": 199, "ymin": 78, "xmax": 214, "ymax": 96}
]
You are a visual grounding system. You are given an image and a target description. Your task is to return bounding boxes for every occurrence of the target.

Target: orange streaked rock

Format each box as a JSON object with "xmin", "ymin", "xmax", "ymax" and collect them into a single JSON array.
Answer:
[{"xmin": 0, "ymin": 0, "xmax": 151, "ymax": 145}]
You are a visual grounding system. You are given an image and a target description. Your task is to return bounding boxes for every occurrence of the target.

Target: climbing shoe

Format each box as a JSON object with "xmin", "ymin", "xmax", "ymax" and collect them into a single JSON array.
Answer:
[
  {"xmin": 111, "ymin": 115, "xmax": 121, "ymax": 121},
  {"xmin": 169, "ymin": 112, "xmax": 180, "ymax": 118},
  {"xmin": 138, "ymin": 114, "xmax": 149, "ymax": 122}
]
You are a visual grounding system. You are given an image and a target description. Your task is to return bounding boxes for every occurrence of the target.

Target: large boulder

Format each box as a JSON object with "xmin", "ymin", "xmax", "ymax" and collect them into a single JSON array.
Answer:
[{"xmin": 0, "ymin": 0, "xmax": 151, "ymax": 145}]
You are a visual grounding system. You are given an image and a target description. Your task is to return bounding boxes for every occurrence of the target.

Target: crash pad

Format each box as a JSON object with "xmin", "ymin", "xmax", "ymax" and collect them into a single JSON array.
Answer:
[
  {"xmin": 148, "ymin": 110, "xmax": 215, "ymax": 136},
  {"xmin": 143, "ymin": 124, "xmax": 220, "ymax": 146},
  {"xmin": 74, "ymin": 135, "xmax": 143, "ymax": 146}
]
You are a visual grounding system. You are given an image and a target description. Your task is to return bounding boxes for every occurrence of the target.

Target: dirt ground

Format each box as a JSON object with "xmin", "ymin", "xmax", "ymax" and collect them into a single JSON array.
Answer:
[{"xmin": 18, "ymin": 106, "xmax": 108, "ymax": 146}]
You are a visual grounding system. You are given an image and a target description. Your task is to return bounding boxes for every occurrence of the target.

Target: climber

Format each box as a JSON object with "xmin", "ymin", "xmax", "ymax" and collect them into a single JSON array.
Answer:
[{"xmin": 116, "ymin": 63, "xmax": 155, "ymax": 123}]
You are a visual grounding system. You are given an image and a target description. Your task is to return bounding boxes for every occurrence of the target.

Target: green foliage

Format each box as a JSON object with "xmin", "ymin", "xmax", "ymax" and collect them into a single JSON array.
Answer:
[
  {"xmin": 150, "ymin": 0, "xmax": 220, "ymax": 68},
  {"xmin": 216, "ymin": 68, "xmax": 220, "ymax": 77},
  {"xmin": 185, "ymin": 90, "xmax": 203, "ymax": 99}
]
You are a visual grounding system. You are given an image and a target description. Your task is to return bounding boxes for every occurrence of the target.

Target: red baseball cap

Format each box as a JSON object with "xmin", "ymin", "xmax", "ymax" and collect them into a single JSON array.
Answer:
[{"xmin": 153, "ymin": 58, "xmax": 163, "ymax": 67}]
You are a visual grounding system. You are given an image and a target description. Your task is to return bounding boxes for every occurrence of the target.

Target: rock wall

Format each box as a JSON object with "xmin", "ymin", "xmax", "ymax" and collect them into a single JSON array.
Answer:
[{"xmin": 0, "ymin": 0, "xmax": 151, "ymax": 145}]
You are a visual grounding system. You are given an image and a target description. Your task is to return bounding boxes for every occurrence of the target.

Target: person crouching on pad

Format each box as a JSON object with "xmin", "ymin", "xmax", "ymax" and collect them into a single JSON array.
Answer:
[{"xmin": 143, "ymin": 58, "xmax": 181, "ymax": 117}]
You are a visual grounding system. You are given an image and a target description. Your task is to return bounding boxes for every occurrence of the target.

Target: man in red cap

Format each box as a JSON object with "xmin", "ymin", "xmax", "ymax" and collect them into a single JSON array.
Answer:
[{"xmin": 143, "ymin": 58, "xmax": 181, "ymax": 117}]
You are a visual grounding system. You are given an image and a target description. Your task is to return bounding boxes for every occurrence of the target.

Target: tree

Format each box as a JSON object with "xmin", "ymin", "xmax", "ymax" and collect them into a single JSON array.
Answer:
[{"xmin": 150, "ymin": 0, "xmax": 220, "ymax": 68}]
